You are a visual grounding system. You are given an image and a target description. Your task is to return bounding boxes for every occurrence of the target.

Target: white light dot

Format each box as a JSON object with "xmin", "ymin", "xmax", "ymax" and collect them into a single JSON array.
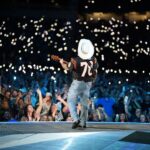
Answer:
[
  {"xmin": 85, "ymin": 5, "xmax": 88, "ymax": 9},
  {"xmin": 118, "ymin": 5, "xmax": 121, "ymax": 9},
  {"xmin": 126, "ymin": 78, "xmax": 129, "ymax": 82},
  {"xmin": 47, "ymin": 58, "xmax": 50, "ymax": 61},
  {"xmin": 118, "ymin": 81, "xmax": 121, "ymax": 84},
  {"xmin": 64, "ymin": 47, "xmax": 67, "ymax": 51}
]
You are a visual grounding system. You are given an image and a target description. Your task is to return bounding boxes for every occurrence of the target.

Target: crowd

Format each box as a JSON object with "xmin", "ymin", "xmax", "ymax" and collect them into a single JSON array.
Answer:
[{"xmin": 0, "ymin": 71, "xmax": 149, "ymax": 123}]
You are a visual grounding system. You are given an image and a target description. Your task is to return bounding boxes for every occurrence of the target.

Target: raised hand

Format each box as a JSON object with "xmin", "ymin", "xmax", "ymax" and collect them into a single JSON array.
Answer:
[
  {"xmin": 59, "ymin": 59, "xmax": 64, "ymax": 64},
  {"xmin": 36, "ymin": 88, "xmax": 41, "ymax": 95},
  {"xmin": 56, "ymin": 94, "xmax": 62, "ymax": 101}
]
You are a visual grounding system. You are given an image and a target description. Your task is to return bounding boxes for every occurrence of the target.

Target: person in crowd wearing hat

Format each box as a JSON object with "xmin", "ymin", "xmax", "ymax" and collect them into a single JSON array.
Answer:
[
  {"xmin": 40, "ymin": 92, "xmax": 57, "ymax": 121},
  {"xmin": 59, "ymin": 39, "xmax": 99, "ymax": 129}
]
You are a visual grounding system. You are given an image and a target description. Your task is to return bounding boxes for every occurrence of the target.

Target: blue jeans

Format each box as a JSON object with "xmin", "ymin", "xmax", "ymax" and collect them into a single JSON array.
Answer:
[{"xmin": 67, "ymin": 80, "xmax": 92, "ymax": 125}]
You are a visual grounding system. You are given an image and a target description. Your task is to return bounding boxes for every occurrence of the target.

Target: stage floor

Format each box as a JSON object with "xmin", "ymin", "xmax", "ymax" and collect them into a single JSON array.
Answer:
[{"xmin": 0, "ymin": 122, "xmax": 150, "ymax": 150}]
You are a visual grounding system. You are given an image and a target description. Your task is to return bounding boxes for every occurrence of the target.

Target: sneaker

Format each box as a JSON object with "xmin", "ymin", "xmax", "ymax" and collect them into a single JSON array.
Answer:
[
  {"xmin": 78, "ymin": 124, "xmax": 86, "ymax": 128},
  {"xmin": 72, "ymin": 120, "xmax": 80, "ymax": 129}
]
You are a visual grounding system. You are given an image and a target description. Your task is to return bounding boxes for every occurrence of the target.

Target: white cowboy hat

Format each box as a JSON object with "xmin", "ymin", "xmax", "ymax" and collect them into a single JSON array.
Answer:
[
  {"xmin": 78, "ymin": 39, "xmax": 94, "ymax": 60},
  {"xmin": 46, "ymin": 92, "xmax": 52, "ymax": 97}
]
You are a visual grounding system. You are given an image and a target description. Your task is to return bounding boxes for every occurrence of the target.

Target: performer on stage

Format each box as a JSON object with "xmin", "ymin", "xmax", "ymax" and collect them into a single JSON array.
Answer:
[{"xmin": 59, "ymin": 39, "xmax": 98, "ymax": 129}]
